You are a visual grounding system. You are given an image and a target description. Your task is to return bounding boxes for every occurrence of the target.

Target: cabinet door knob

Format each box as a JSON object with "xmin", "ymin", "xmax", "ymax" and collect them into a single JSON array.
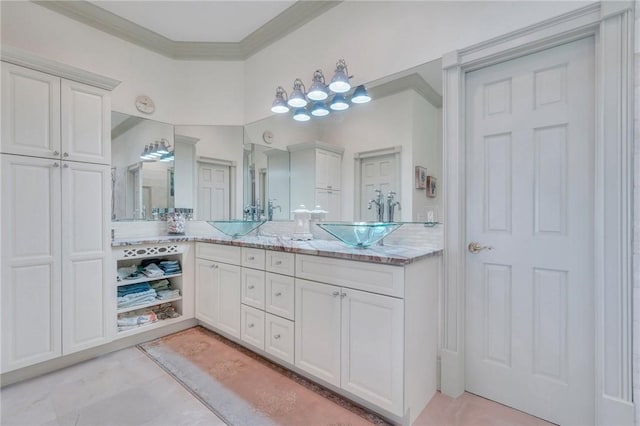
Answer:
[
  {"xmin": 52, "ymin": 162, "xmax": 59, "ymax": 168},
  {"xmin": 274, "ymin": 334, "xmax": 281, "ymax": 339},
  {"xmin": 275, "ymin": 292, "xmax": 282, "ymax": 297},
  {"xmin": 210, "ymin": 264, "xmax": 218, "ymax": 269},
  {"xmin": 327, "ymin": 185, "xmax": 332, "ymax": 189},
  {"xmin": 63, "ymin": 164, "xmax": 69, "ymax": 169},
  {"xmin": 274, "ymin": 261, "xmax": 282, "ymax": 265},
  {"xmin": 248, "ymin": 256, "xmax": 255, "ymax": 260},
  {"xmin": 63, "ymin": 152, "xmax": 69, "ymax": 157},
  {"xmin": 332, "ymin": 291, "xmax": 340, "ymax": 297},
  {"xmin": 341, "ymin": 292, "xmax": 347, "ymax": 298},
  {"xmin": 248, "ymin": 285, "xmax": 255, "ymax": 289},
  {"xmin": 52, "ymin": 151, "xmax": 59, "ymax": 156},
  {"xmin": 248, "ymin": 323, "xmax": 254, "ymax": 328}
]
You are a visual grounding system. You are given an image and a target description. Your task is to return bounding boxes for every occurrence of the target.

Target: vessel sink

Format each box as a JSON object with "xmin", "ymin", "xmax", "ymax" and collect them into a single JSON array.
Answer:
[
  {"xmin": 316, "ymin": 222, "xmax": 403, "ymax": 248},
  {"xmin": 206, "ymin": 220, "xmax": 266, "ymax": 238}
]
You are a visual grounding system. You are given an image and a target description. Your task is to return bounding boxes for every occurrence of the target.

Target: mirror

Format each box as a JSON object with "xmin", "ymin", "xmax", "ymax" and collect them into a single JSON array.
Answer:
[
  {"xmin": 111, "ymin": 112, "xmax": 175, "ymax": 220},
  {"xmin": 242, "ymin": 57, "xmax": 443, "ymax": 222}
]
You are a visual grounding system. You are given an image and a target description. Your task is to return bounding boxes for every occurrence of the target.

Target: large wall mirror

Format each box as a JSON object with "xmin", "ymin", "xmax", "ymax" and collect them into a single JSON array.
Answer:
[
  {"xmin": 242, "ymin": 57, "xmax": 443, "ymax": 222},
  {"xmin": 111, "ymin": 113, "xmax": 195, "ymax": 220}
]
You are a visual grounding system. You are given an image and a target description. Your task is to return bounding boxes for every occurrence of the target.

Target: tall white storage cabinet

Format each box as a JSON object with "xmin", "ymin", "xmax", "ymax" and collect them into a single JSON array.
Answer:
[
  {"xmin": 289, "ymin": 142, "xmax": 343, "ymax": 221},
  {"xmin": 1, "ymin": 59, "xmax": 117, "ymax": 373}
]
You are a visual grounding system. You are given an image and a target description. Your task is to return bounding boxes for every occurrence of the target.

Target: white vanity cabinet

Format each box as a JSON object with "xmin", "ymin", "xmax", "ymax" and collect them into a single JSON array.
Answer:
[
  {"xmin": 195, "ymin": 245, "xmax": 242, "ymax": 338},
  {"xmin": 0, "ymin": 61, "xmax": 116, "ymax": 373},
  {"xmin": 289, "ymin": 141, "xmax": 343, "ymax": 220},
  {"xmin": 294, "ymin": 253, "xmax": 438, "ymax": 423},
  {"xmin": 2, "ymin": 62, "xmax": 111, "ymax": 165}
]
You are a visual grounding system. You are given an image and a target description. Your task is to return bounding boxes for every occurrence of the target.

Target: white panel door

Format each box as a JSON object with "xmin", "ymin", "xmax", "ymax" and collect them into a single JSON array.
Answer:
[
  {"xmin": 465, "ymin": 38, "xmax": 595, "ymax": 425},
  {"xmin": 295, "ymin": 278, "xmax": 341, "ymax": 387},
  {"xmin": 60, "ymin": 80, "xmax": 110, "ymax": 164},
  {"xmin": 1, "ymin": 63, "xmax": 60, "ymax": 158},
  {"xmin": 215, "ymin": 263, "xmax": 241, "ymax": 338},
  {"xmin": 341, "ymin": 288, "xmax": 404, "ymax": 416},
  {"xmin": 316, "ymin": 149, "xmax": 341, "ymax": 190},
  {"xmin": 195, "ymin": 258, "xmax": 217, "ymax": 325},
  {"xmin": 1, "ymin": 154, "xmax": 61, "ymax": 372},
  {"xmin": 359, "ymin": 154, "xmax": 398, "ymax": 221},
  {"xmin": 197, "ymin": 163, "xmax": 229, "ymax": 220},
  {"xmin": 61, "ymin": 161, "xmax": 111, "ymax": 354}
]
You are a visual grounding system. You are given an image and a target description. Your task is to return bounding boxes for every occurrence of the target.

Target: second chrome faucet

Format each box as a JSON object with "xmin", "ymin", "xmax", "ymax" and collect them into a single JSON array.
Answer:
[{"xmin": 368, "ymin": 189, "xmax": 401, "ymax": 222}]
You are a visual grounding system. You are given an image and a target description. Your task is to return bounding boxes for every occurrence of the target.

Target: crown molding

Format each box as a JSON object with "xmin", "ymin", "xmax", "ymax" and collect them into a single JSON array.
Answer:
[
  {"xmin": 33, "ymin": 0, "xmax": 341, "ymax": 61},
  {"xmin": 370, "ymin": 73, "xmax": 443, "ymax": 108},
  {"xmin": 1, "ymin": 45, "xmax": 121, "ymax": 90}
]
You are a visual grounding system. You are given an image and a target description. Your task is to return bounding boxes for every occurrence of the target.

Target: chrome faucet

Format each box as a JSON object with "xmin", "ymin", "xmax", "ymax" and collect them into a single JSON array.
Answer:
[
  {"xmin": 387, "ymin": 191, "xmax": 401, "ymax": 222},
  {"xmin": 243, "ymin": 201, "xmax": 264, "ymax": 221},
  {"xmin": 267, "ymin": 199, "xmax": 281, "ymax": 221},
  {"xmin": 367, "ymin": 189, "xmax": 385, "ymax": 222}
]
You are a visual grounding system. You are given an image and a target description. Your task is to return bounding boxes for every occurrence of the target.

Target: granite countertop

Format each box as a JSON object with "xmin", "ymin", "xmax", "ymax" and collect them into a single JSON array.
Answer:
[{"xmin": 111, "ymin": 234, "xmax": 442, "ymax": 265}]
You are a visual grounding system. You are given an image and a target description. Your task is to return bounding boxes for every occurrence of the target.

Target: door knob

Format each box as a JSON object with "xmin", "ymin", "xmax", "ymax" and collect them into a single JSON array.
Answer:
[{"xmin": 468, "ymin": 242, "xmax": 493, "ymax": 254}]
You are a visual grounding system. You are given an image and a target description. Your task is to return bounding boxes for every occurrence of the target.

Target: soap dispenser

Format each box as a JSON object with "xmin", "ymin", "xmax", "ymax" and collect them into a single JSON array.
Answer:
[{"xmin": 292, "ymin": 205, "xmax": 312, "ymax": 240}]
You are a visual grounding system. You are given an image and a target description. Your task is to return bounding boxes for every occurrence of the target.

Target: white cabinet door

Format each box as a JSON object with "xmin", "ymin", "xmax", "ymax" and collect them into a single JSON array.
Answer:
[
  {"xmin": 195, "ymin": 258, "xmax": 217, "ymax": 325},
  {"xmin": 216, "ymin": 263, "xmax": 241, "ymax": 338},
  {"xmin": 241, "ymin": 268, "xmax": 265, "ymax": 310},
  {"xmin": 265, "ymin": 313, "xmax": 294, "ymax": 364},
  {"xmin": 1, "ymin": 154, "xmax": 62, "ymax": 372},
  {"xmin": 61, "ymin": 162, "xmax": 111, "ymax": 354},
  {"xmin": 315, "ymin": 149, "xmax": 341, "ymax": 190},
  {"xmin": 265, "ymin": 272, "xmax": 295, "ymax": 320},
  {"xmin": 1, "ymin": 64, "xmax": 60, "ymax": 158},
  {"xmin": 295, "ymin": 278, "xmax": 341, "ymax": 387},
  {"xmin": 61, "ymin": 79, "xmax": 110, "ymax": 164},
  {"xmin": 315, "ymin": 189, "xmax": 341, "ymax": 221},
  {"xmin": 341, "ymin": 288, "xmax": 404, "ymax": 416},
  {"xmin": 240, "ymin": 304, "xmax": 265, "ymax": 350}
]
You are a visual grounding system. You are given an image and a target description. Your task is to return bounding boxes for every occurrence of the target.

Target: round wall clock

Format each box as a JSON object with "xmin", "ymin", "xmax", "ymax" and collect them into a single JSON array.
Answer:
[
  {"xmin": 262, "ymin": 130, "xmax": 274, "ymax": 144},
  {"xmin": 135, "ymin": 95, "xmax": 155, "ymax": 114}
]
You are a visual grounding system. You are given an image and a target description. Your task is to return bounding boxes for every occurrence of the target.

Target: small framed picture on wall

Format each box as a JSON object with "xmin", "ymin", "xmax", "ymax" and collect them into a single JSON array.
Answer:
[
  {"xmin": 426, "ymin": 176, "xmax": 437, "ymax": 198},
  {"xmin": 415, "ymin": 166, "xmax": 427, "ymax": 189}
]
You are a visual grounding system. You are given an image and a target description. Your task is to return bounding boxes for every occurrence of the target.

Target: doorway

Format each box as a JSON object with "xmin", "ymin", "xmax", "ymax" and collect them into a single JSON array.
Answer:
[
  {"xmin": 354, "ymin": 147, "xmax": 401, "ymax": 221},
  {"xmin": 197, "ymin": 161, "xmax": 230, "ymax": 220}
]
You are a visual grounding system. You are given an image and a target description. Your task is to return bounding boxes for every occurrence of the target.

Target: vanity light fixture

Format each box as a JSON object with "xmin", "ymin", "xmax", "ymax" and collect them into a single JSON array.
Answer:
[
  {"xmin": 140, "ymin": 139, "xmax": 174, "ymax": 162},
  {"xmin": 287, "ymin": 78, "xmax": 308, "ymax": 108},
  {"xmin": 271, "ymin": 86, "xmax": 290, "ymax": 113},
  {"xmin": 270, "ymin": 58, "xmax": 369, "ymax": 121}
]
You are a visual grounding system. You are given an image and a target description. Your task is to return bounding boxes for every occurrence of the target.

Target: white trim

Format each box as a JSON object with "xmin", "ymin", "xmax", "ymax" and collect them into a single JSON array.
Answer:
[
  {"xmin": 1, "ymin": 45, "xmax": 121, "ymax": 90},
  {"xmin": 174, "ymin": 134, "xmax": 199, "ymax": 145},
  {"xmin": 441, "ymin": 3, "xmax": 634, "ymax": 425},
  {"xmin": 353, "ymin": 146, "xmax": 402, "ymax": 220},
  {"xmin": 197, "ymin": 156, "xmax": 235, "ymax": 167},
  {"xmin": 287, "ymin": 141, "xmax": 344, "ymax": 154}
]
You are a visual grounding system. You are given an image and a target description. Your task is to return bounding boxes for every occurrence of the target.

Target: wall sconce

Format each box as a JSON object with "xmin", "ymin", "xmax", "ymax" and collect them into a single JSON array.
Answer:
[{"xmin": 270, "ymin": 59, "xmax": 370, "ymax": 121}]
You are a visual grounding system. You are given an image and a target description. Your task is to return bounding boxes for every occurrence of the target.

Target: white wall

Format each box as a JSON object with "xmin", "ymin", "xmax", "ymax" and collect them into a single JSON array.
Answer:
[
  {"xmin": 244, "ymin": 1, "xmax": 591, "ymax": 123},
  {"xmin": 632, "ymin": 1, "xmax": 639, "ymax": 423},
  {"xmin": 0, "ymin": 1, "xmax": 244, "ymax": 125}
]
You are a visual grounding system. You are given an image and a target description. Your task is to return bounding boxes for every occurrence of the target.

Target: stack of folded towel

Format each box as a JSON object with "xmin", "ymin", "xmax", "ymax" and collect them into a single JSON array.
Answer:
[
  {"xmin": 158, "ymin": 260, "xmax": 181, "ymax": 275},
  {"xmin": 142, "ymin": 263, "xmax": 164, "ymax": 278},
  {"xmin": 117, "ymin": 282, "xmax": 157, "ymax": 309},
  {"xmin": 117, "ymin": 308, "xmax": 158, "ymax": 331},
  {"xmin": 150, "ymin": 279, "xmax": 180, "ymax": 300}
]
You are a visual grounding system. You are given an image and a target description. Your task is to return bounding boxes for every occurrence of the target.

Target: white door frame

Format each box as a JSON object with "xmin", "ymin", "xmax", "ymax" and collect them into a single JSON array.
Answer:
[{"xmin": 441, "ymin": 3, "xmax": 634, "ymax": 425}]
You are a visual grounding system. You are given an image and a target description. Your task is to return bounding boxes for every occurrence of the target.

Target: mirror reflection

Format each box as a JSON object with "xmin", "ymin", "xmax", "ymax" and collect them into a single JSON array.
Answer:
[
  {"xmin": 242, "ymin": 57, "xmax": 443, "ymax": 222},
  {"xmin": 111, "ymin": 112, "xmax": 175, "ymax": 220}
]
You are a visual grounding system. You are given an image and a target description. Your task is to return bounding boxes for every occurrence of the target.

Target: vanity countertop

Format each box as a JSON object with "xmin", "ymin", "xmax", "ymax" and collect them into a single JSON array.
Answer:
[{"xmin": 111, "ymin": 235, "xmax": 442, "ymax": 265}]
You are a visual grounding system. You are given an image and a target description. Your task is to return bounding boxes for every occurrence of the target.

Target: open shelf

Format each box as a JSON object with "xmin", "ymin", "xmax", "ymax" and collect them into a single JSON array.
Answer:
[
  {"xmin": 116, "ymin": 315, "xmax": 184, "ymax": 337},
  {"xmin": 116, "ymin": 272, "xmax": 182, "ymax": 287},
  {"xmin": 117, "ymin": 296, "xmax": 182, "ymax": 314}
]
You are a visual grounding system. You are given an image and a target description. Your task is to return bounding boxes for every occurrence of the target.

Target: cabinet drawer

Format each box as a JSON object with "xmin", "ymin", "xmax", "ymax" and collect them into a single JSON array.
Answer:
[
  {"xmin": 242, "ymin": 247, "xmax": 265, "ymax": 269},
  {"xmin": 241, "ymin": 268, "xmax": 265, "ymax": 309},
  {"xmin": 265, "ymin": 313, "xmax": 294, "ymax": 364},
  {"xmin": 196, "ymin": 243, "xmax": 240, "ymax": 265},
  {"xmin": 265, "ymin": 272, "xmax": 295, "ymax": 320},
  {"xmin": 296, "ymin": 254, "xmax": 404, "ymax": 298},
  {"xmin": 265, "ymin": 251, "xmax": 295, "ymax": 276},
  {"xmin": 240, "ymin": 304, "xmax": 265, "ymax": 351}
]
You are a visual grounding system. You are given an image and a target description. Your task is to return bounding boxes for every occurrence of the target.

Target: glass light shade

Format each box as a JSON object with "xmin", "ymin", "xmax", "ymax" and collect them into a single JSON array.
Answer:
[
  {"xmin": 330, "ymin": 94, "xmax": 349, "ymax": 111},
  {"xmin": 311, "ymin": 102, "xmax": 330, "ymax": 117},
  {"xmin": 351, "ymin": 85, "xmax": 371, "ymax": 104},
  {"xmin": 293, "ymin": 108, "xmax": 311, "ymax": 121},
  {"xmin": 149, "ymin": 143, "xmax": 162, "ymax": 158},
  {"xmin": 288, "ymin": 78, "xmax": 308, "ymax": 108},
  {"xmin": 271, "ymin": 86, "xmax": 290, "ymax": 113},
  {"xmin": 307, "ymin": 70, "xmax": 328, "ymax": 101},
  {"xmin": 157, "ymin": 139, "xmax": 170, "ymax": 154},
  {"xmin": 159, "ymin": 153, "xmax": 174, "ymax": 162}
]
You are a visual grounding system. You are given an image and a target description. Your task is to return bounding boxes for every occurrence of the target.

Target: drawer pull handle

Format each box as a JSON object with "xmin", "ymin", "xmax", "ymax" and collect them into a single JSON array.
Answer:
[
  {"xmin": 248, "ymin": 285, "xmax": 255, "ymax": 289},
  {"xmin": 274, "ymin": 261, "xmax": 282, "ymax": 265},
  {"xmin": 332, "ymin": 291, "xmax": 340, "ymax": 297},
  {"xmin": 248, "ymin": 323, "xmax": 254, "ymax": 328},
  {"xmin": 274, "ymin": 334, "xmax": 281, "ymax": 339},
  {"xmin": 275, "ymin": 292, "xmax": 282, "ymax": 297},
  {"xmin": 248, "ymin": 256, "xmax": 255, "ymax": 260},
  {"xmin": 63, "ymin": 152, "xmax": 69, "ymax": 157},
  {"xmin": 52, "ymin": 162, "xmax": 60, "ymax": 168}
]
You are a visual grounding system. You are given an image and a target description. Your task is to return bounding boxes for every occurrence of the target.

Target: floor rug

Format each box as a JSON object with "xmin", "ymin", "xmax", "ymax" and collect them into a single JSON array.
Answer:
[{"xmin": 138, "ymin": 326, "xmax": 391, "ymax": 426}]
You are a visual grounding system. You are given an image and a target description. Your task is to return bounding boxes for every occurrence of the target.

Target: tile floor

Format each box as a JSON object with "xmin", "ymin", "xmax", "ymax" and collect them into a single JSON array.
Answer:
[{"xmin": 1, "ymin": 345, "xmax": 553, "ymax": 426}]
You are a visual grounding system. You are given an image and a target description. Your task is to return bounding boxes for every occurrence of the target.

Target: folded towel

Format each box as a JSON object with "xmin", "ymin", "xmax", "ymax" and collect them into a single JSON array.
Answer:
[{"xmin": 117, "ymin": 282, "xmax": 151, "ymax": 297}]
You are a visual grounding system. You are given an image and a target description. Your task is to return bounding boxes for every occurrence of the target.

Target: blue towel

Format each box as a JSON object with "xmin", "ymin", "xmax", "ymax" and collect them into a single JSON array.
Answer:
[{"xmin": 118, "ymin": 282, "xmax": 151, "ymax": 297}]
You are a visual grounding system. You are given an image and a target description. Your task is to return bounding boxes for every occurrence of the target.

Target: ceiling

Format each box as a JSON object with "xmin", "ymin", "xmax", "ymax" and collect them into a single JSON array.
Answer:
[{"xmin": 35, "ymin": 0, "xmax": 341, "ymax": 60}]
